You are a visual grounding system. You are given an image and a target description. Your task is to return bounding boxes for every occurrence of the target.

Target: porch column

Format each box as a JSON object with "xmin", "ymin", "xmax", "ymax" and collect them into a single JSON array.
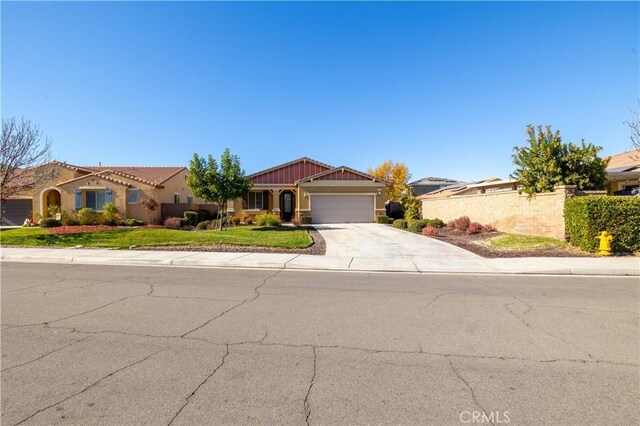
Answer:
[{"xmin": 270, "ymin": 189, "xmax": 282, "ymax": 215}]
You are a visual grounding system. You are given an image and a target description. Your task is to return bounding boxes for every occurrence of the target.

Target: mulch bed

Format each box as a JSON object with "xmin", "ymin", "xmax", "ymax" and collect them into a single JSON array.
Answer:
[
  {"xmin": 134, "ymin": 226, "xmax": 326, "ymax": 255},
  {"xmin": 429, "ymin": 228, "xmax": 593, "ymax": 258}
]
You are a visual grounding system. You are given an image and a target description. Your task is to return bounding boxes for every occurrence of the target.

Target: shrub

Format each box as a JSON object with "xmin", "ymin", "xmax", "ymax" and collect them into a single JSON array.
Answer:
[
  {"xmin": 229, "ymin": 216, "xmax": 242, "ymax": 226},
  {"xmin": 426, "ymin": 218, "xmax": 445, "ymax": 228},
  {"xmin": 102, "ymin": 202, "xmax": 120, "ymax": 225},
  {"xmin": 120, "ymin": 218, "xmax": 144, "ymax": 226},
  {"xmin": 243, "ymin": 215, "xmax": 254, "ymax": 225},
  {"xmin": 392, "ymin": 219, "xmax": 407, "ymax": 229},
  {"xmin": 196, "ymin": 220, "xmax": 211, "ymax": 230},
  {"xmin": 77, "ymin": 208, "xmax": 100, "ymax": 225},
  {"xmin": 256, "ymin": 213, "xmax": 281, "ymax": 226},
  {"xmin": 183, "ymin": 211, "xmax": 199, "ymax": 227},
  {"xmin": 407, "ymin": 219, "xmax": 428, "ymax": 233},
  {"xmin": 466, "ymin": 222, "xmax": 483, "ymax": 235},
  {"xmin": 197, "ymin": 210, "xmax": 210, "ymax": 223},
  {"xmin": 375, "ymin": 215, "xmax": 394, "ymax": 224},
  {"xmin": 482, "ymin": 224, "xmax": 496, "ymax": 233},
  {"xmin": 401, "ymin": 196, "xmax": 422, "ymax": 221},
  {"xmin": 564, "ymin": 196, "xmax": 640, "ymax": 253},
  {"xmin": 47, "ymin": 204, "xmax": 61, "ymax": 218},
  {"xmin": 164, "ymin": 217, "xmax": 184, "ymax": 229},
  {"xmin": 447, "ymin": 220, "xmax": 456, "ymax": 228},
  {"xmin": 452, "ymin": 216, "xmax": 471, "ymax": 231},
  {"xmin": 301, "ymin": 217, "xmax": 312, "ymax": 225},
  {"xmin": 40, "ymin": 218, "xmax": 61, "ymax": 228},
  {"xmin": 61, "ymin": 211, "xmax": 80, "ymax": 226},
  {"xmin": 422, "ymin": 225, "xmax": 438, "ymax": 237}
]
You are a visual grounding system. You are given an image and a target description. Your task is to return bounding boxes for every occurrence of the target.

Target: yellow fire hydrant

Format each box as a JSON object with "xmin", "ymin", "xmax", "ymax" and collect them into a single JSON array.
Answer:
[{"xmin": 596, "ymin": 231, "xmax": 613, "ymax": 256}]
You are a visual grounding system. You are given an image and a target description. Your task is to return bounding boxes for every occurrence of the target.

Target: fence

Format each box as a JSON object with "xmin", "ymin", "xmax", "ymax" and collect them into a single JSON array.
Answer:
[
  {"xmin": 421, "ymin": 185, "xmax": 606, "ymax": 240},
  {"xmin": 160, "ymin": 203, "xmax": 218, "ymax": 223}
]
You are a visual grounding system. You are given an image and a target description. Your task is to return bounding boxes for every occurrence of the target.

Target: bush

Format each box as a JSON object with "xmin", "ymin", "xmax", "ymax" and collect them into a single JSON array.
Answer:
[
  {"xmin": 452, "ymin": 216, "xmax": 471, "ymax": 231},
  {"xmin": 164, "ymin": 217, "xmax": 184, "ymax": 230},
  {"xmin": 243, "ymin": 215, "xmax": 254, "ymax": 225},
  {"xmin": 196, "ymin": 220, "xmax": 211, "ymax": 230},
  {"xmin": 482, "ymin": 224, "xmax": 496, "ymax": 233},
  {"xmin": 61, "ymin": 211, "xmax": 80, "ymax": 226},
  {"xmin": 466, "ymin": 222, "xmax": 483, "ymax": 235},
  {"xmin": 184, "ymin": 211, "xmax": 199, "ymax": 227},
  {"xmin": 401, "ymin": 196, "xmax": 422, "ymax": 221},
  {"xmin": 255, "ymin": 213, "xmax": 281, "ymax": 226},
  {"xmin": 422, "ymin": 225, "xmax": 438, "ymax": 237},
  {"xmin": 425, "ymin": 218, "xmax": 445, "ymax": 228},
  {"xmin": 77, "ymin": 208, "xmax": 100, "ymax": 225},
  {"xmin": 407, "ymin": 219, "xmax": 428, "ymax": 233},
  {"xmin": 121, "ymin": 218, "xmax": 144, "ymax": 227},
  {"xmin": 392, "ymin": 219, "xmax": 407, "ymax": 229},
  {"xmin": 375, "ymin": 215, "xmax": 394, "ymax": 224},
  {"xmin": 40, "ymin": 218, "xmax": 61, "ymax": 228},
  {"xmin": 564, "ymin": 196, "xmax": 640, "ymax": 253},
  {"xmin": 102, "ymin": 202, "xmax": 120, "ymax": 226},
  {"xmin": 230, "ymin": 216, "xmax": 242, "ymax": 226},
  {"xmin": 301, "ymin": 217, "xmax": 312, "ymax": 225}
]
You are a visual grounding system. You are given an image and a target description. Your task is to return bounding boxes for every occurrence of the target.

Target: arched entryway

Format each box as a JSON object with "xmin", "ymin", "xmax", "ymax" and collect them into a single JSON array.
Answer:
[
  {"xmin": 279, "ymin": 190, "xmax": 295, "ymax": 222},
  {"xmin": 41, "ymin": 188, "xmax": 61, "ymax": 218}
]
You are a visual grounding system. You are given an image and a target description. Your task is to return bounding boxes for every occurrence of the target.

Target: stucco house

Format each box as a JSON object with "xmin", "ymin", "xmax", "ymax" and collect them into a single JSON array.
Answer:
[
  {"xmin": 3, "ymin": 161, "xmax": 205, "ymax": 224},
  {"xmin": 605, "ymin": 149, "xmax": 639, "ymax": 195},
  {"xmin": 228, "ymin": 157, "xmax": 388, "ymax": 223},
  {"xmin": 409, "ymin": 176, "xmax": 461, "ymax": 197}
]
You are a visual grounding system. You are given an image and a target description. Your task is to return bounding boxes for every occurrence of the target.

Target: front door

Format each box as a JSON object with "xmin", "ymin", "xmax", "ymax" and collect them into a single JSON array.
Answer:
[{"xmin": 281, "ymin": 191, "xmax": 294, "ymax": 222}]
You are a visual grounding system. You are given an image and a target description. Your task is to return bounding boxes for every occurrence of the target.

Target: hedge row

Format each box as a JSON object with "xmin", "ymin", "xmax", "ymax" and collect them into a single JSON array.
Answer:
[{"xmin": 564, "ymin": 196, "xmax": 640, "ymax": 253}]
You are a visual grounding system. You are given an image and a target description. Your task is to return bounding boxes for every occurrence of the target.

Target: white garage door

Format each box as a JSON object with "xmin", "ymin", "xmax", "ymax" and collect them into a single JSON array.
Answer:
[{"xmin": 311, "ymin": 195, "xmax": 374, "ymax": 224}]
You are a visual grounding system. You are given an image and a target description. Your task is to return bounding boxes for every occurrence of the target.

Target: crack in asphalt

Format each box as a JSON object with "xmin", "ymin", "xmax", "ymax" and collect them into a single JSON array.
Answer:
[
  {"xmin": 12, "ymin": 349, "xmax": 164, "ymax": 426},
  {"xmin": 420, "ymin": 292, "xmax": 455, "ymax": 312},
  {"xmin": 167, "ymin": 344, "xmax": 230, "ymax": 425},
  {"xmin": 503, "ymin": 302, "xmax": 594, "ymax": 360},
  {"xmin": 474, "ymin": 276, "xmax": 596, "ymax": 361},
  {"xmin": 180, "ymin": 270, "xmax": 282, "ymax": 338},
  {"xmin": 303, "ymin": 347, "xmax": 317, "ymax": 426},
  {"xmin": 446, "ymin": 356, "xmax": 495, "ymax": 426},
  {"xmin": 1, "ymin": 336, "xmax": 90, "ymax": 373}
]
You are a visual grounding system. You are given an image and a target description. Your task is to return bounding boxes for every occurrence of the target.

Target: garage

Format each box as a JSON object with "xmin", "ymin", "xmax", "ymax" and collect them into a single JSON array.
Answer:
[
  {"xmin": 311, "ymin": 194, "xmax": 374, "ymax": 223},
  {"xmin": 1, "ymin": 198, "xmax": 32, "ymax": 225}
]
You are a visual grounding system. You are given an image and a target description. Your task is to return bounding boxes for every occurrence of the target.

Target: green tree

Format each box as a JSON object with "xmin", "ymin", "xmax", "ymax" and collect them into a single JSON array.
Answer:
[
  {"xmin": 401, "ymin": 195, "xmax": 422, "ymax": 220},
  {"xmin": 511, "ymin": 125, "xmax": 608, "ymax": 196},
  {"xmin": 187, "ymin": 148, "xmax": 251, "ymax": 230}
]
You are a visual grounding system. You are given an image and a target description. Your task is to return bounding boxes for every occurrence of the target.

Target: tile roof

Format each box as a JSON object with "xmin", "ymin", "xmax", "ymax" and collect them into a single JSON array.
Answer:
[
  {"xmin": 56, "ymin": 171, "xmax": 133, "ymax": 187},
  {"xmin": 606, "ymin": 150, "xmax": 640, "ymax": 170},
  {"xmin": 86, "ymin": 166, "xmax": 186, "ymax": 186}
]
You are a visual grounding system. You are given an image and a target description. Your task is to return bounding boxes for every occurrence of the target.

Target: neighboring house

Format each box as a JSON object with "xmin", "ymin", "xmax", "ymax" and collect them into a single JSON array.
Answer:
[
  {"xmin": 409, "ymin": 177, "xmax": 461, "ymax": 197},
  {"xmin": 605, "ymin": 149, "xmax": 640, "ymax": 195},
  {"xmin": 228, "ymin": 157, "xmax": 388, "ymax": 223},
  {"xmin": 2, "ymin": 161, "xmax": 206, "ymax": 224}
]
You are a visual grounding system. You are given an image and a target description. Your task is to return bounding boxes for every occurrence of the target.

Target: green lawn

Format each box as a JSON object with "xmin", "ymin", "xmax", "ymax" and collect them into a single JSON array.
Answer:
[
  {"xmin": 0, "ymin": 226, "xmax": 313, "ymax": 249},
  {"xmin": 482, "ymin": 233, "xmax": 570, "ymax": 250}
]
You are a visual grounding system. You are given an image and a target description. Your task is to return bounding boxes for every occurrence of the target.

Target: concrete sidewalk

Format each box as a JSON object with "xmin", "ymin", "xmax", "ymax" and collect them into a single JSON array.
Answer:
[{"xmin": 1, "ymin": 247, "xmax": 638, "ymax": 275}]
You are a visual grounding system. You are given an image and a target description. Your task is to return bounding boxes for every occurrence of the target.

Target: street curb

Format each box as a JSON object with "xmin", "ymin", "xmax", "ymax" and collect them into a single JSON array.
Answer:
[{"xmin": 1, "ymin": 254, "xmax": 637, "ymax": 276}]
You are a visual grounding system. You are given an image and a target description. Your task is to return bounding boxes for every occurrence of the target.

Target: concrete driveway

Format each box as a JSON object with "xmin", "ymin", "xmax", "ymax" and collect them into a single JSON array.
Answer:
[{"xmin": 316, "ymin": 223, "xmax": 478, "ymax": 258}]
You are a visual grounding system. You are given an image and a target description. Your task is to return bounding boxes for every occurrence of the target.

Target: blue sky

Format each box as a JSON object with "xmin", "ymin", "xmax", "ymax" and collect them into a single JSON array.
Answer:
[{"xmin": 2, "ymin": 1, "xmax": 638, "ymax": 182}]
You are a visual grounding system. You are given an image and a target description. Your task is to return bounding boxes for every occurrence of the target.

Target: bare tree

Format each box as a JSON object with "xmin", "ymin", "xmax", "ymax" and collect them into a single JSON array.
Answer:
[
  {"xmin": 625, "ymin": 101, "xmax": 640, "ymax": 154},
  {"xmin": 1, "ymin": 117, "xmax": 58, "ymax": 200}
]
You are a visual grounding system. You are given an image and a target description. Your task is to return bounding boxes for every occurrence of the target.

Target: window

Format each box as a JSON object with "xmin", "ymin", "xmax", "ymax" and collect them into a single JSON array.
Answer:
[
  {"xmin": 246, "ymin": 191, "xmax": 263, "ymax": 210},
  {"xmin": 128, "ymin": 188, "xmax": 139, "ymax": 204},
  {"xmin": 85, "ymin": 190, "xmax": 106, "ymax": 211},
  {"xmin": 173, "ymin": 193, "xmax": 180, "ymax": 204},
  {"xmin": 187, "ymin": 195, "xmax": 193, "ymax": 204}
]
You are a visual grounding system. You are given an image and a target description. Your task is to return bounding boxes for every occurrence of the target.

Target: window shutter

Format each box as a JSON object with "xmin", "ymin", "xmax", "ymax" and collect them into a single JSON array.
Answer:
[
  {"xmin": 263, "ymin": 191, "xmax": 269, "ymax": 211},
  {"xmin": 74, "ymin": 189, "xmax": 81, "ymax": 210},
  {"xmin": 105, "ymin": 189, "xmax": 112, "ymax": 203}
]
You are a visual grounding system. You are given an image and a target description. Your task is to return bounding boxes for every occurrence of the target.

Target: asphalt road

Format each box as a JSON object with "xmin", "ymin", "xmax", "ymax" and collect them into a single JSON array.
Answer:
[{"xmin": 1, "ymin": 263, "xmax": 638, "ymax": 425}]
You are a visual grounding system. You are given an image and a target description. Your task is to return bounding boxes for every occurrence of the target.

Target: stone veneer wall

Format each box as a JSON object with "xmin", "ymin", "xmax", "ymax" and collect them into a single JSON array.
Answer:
[{"xmin": 420, "ymin": 185, "xmax": 605, "ymax": 240}]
